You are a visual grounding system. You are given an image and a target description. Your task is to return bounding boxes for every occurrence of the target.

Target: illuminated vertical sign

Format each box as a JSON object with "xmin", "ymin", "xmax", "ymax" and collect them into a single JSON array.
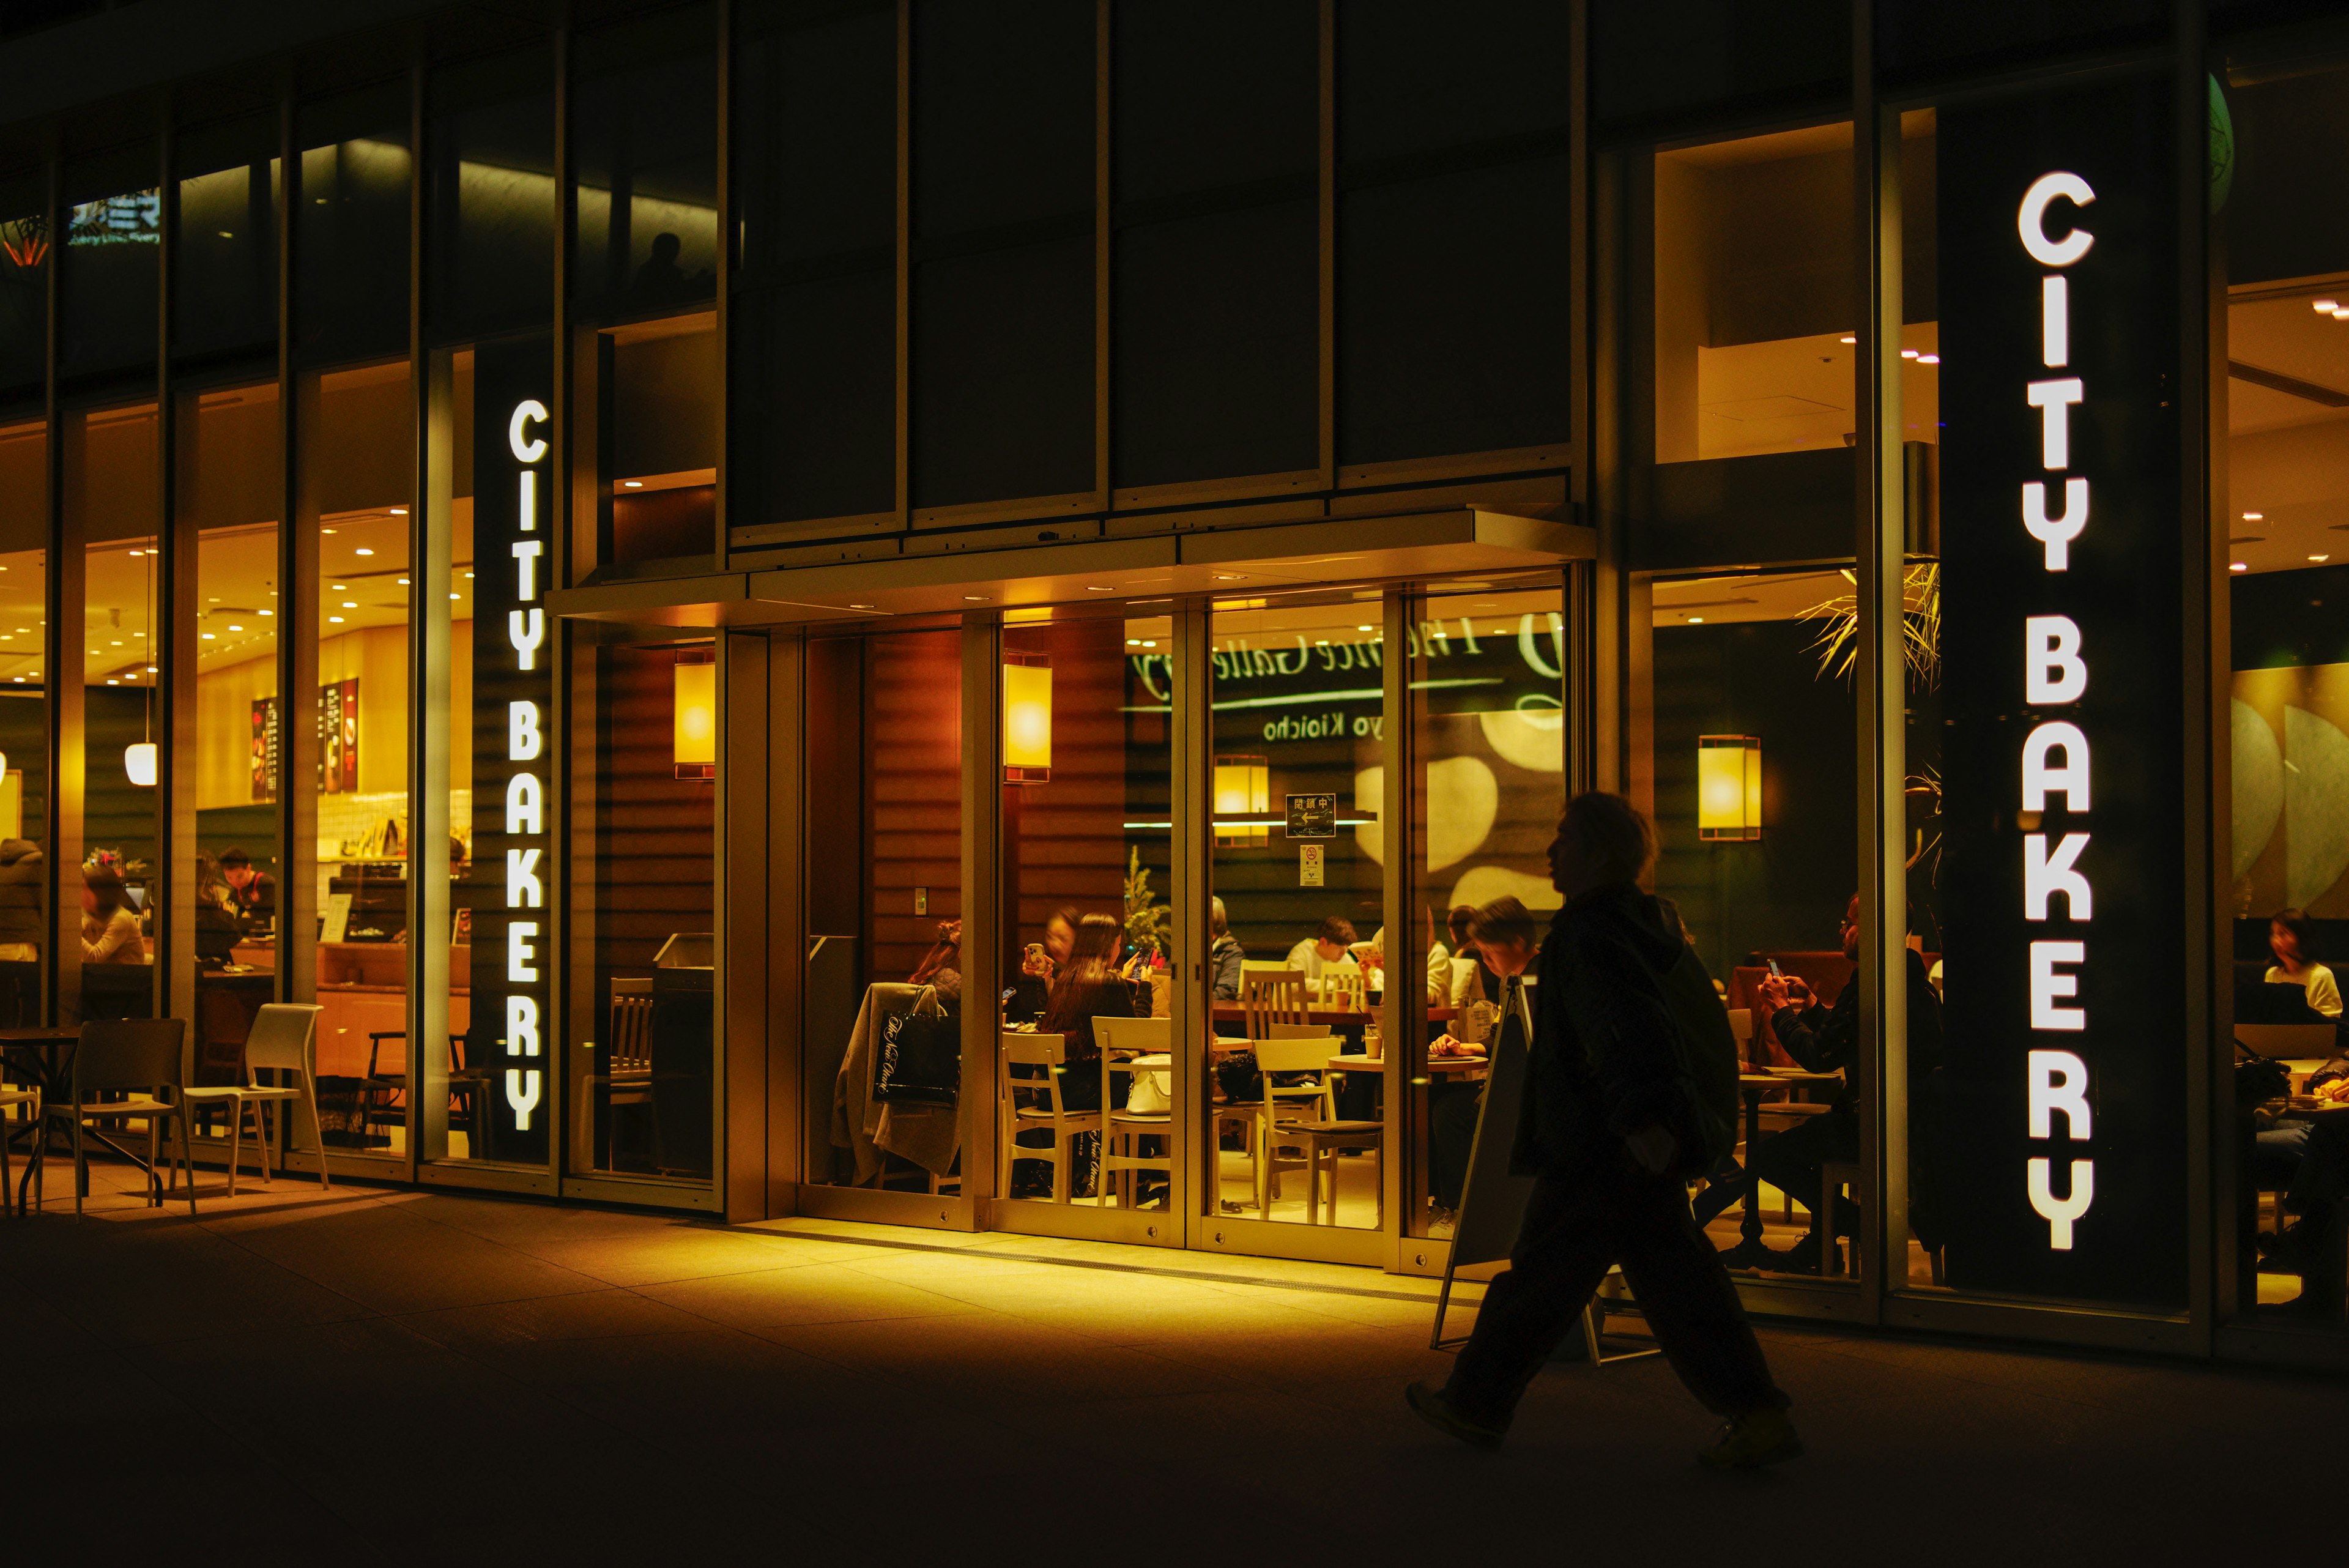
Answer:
[
  {"xmin": 1937, "ymin": 75, "xmax": 2189, "ymax": 1308},
  {"xmin": 470, "ymin": 341, "xmax": 554, "ymax": 1164}
]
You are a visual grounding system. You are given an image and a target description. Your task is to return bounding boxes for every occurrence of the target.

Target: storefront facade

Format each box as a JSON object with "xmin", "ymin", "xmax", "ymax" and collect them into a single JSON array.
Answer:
[{"xmin": 1, "ymin": 0, "xmax": 2343, "ymax": 1370}]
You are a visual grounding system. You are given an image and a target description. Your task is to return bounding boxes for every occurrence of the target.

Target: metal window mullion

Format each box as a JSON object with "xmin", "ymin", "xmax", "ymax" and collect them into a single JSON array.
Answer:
[
  {"xmin": 409, "ymin": 42, "xmax": 447, "ymax": 1175},
  {"xmin": 1170, "ymin": 600, "xmax": 1208, "ymax": 1246},
  {"xmin": 278, "ymin": 75, "xmax": 316, "ymax": 1011},
  {"xmin": 1381, "ymin": 588, "xmax": 1413, "ymax": 1250},
  {"xmin": 959, "ymin": 612, "xmax": 1001, "ymax": 1225},
  {"xmin": 158, "ymin": 116, "xmax": 188, "ymax": 1030},
  {"xmin": 716, "ymin": 0, "xmax": 734, "ymax": 565},
  {"xmin": 1853, "ymin": 4, "xmax": 1904, "ymax": 1325},
  {"xmin": 43, "ymin": 139, "xmax": 75, "ymax": 1028}
]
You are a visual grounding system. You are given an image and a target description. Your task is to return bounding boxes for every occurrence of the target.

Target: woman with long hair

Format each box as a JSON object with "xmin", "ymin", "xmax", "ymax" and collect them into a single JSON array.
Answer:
[
  {"xmin": 80, "ymin": 865, "xmax": 144, "ymax": 965},
  {"xmin": 1038, "ymin": 912, "xmax": 1133, "ymax": 1112},
  {"xmin": 2267, "ymin": 907, "xmax": 2342, "ymax": 1018}
]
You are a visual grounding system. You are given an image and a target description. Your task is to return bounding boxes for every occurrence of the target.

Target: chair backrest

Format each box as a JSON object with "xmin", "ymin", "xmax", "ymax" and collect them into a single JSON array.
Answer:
[
  {"xmin": 75, "ymin": 1017, "xmax": 190, "ymax": 1098},
  {"xmin": 1000, "ymin": 1031, "xmax": 1070, "ymax": 1116},
  {"xmin": 243, "ymin": 1003, "xmax": 322, "ymax": 1076},
  {"xmin": 1252, "ymin": 1036, "xmax": 1340, "ymax": 1074},
  {"xmin": 1093, "ymin": 1015, "xmax": 1169, "ymax": 1057},
  {"xmin": 1243, "ymin": 968, "xmax": 1309, "ymax": 1034},
  {"xmin": 1263, "ymin": 1021, "xmax": 1330, "ymax": 1039},
  {"xmin": 1726, "ymin": 1007, "xmax": 1753, "ymax": 1060},
  {"xmin": 611, "ymin": 994, "xmax": 655, "ymax": 1072}
]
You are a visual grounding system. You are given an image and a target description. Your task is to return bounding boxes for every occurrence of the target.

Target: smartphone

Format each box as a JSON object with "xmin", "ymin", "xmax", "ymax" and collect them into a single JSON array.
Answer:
[{"xmin": 1766, "ymin": 959, "xmax": 1784, "ymax": 979}]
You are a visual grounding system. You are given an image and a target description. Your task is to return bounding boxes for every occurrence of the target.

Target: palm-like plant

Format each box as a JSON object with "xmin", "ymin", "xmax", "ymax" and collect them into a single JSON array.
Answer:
[{"xmin": 1800, "ymin": 562, "xmax": 1940, "ymax": 689}]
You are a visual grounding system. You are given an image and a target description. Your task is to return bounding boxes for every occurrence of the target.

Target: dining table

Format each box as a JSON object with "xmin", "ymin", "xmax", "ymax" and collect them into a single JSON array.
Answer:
[{"xmin": 1714, "ymin": 1068, "xmax": 1847, "ymax": 1271}]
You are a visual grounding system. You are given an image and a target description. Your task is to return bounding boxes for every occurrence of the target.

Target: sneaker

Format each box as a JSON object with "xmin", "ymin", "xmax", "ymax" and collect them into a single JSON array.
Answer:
[
  {"xmin": 1405, "ymin": 1381, "xmax": 1504, "ymax": 1451},
  {"xmin": 1698, "ymin": 1406, "xmax": 1803, "ymax": 1471}
]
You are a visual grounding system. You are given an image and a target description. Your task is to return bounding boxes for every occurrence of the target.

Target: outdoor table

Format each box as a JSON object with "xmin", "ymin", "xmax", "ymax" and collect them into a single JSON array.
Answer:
[
  {"xmin": 1716, "ymin": 1069, "xmax": 1847, "ymax": 1270},
  {"xmin": 0, "ymin": 1027, "xmax": 82, "ymax": 1209}
]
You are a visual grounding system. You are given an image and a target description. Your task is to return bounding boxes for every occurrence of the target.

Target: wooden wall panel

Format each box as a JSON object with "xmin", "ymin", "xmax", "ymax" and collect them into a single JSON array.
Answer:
[{"xmin": 866, "ymin": 628, "xmax": 961, "ymax": 983}]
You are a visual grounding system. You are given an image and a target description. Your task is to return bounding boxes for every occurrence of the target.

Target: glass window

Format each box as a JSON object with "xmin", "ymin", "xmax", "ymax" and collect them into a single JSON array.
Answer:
[
  {"xmin": 1337, "ymin": 0, "xmax": 1569, "ymax": 468},
  {"xmin": 1652, "ymin": 119, "xmax": 1937, "ymax": 466},
  {"xmin": 60, "ymin": 145, "xmax": 159, "ymax": 382},
  {"xmin": 173, "ymin": 114, "xmax": 279, "ymax": 362},
  {"xmin": 0, "ymin": 167, "xmax": 48, "ymax": 398},
  {"xmin": 1592, "ymin": 0, "xmax": 1846, "ymax": 132},
  {"xmin": 566, "ymin": 636, "xmax": 714, "ymax": 1184},
  {"xmin": 803, "ymin": 626, "xmax": 963, "ymax": 1191},
  {"xmin": 575, "ymin": 315, "xmax": 717, "ymax": 580},
  {"xmin": 1110, "ymin": 0, "xmax": 1316, "ymax": 492},
  {"xmin": 1877, "ymin": 0, "xmax": 2161, "ymax": 81},
  {"xmin": 65, "ymin": 401, "xmax": 160, "ymax": 1021},
  {"xmin": 910, "ymin": 0, "xmax": 1095, "ymax": 509},
  {"xmin": 303, "ymin": 359, "xmax": 414, "ymax": 1157},
  {"xmin": 1406, "ymin": 583, "xmax": 1567, "ymax": 1239},
  {"xmin": 0, "ymin": 416, "xmax": 51, "ymax": 1028},
  {"xmin": 732, "ymin": 0, "xmax": 897, "ymax": 536},
  {"xmin": 573, "ymin": 1, "xmax": 717, "ymax": 324},
  {"xmin": 177, "ymin": 381, "xmax": 282, "ymax": 1105},
  {"xmin": 1206, "ymin": 595, "xmax": 1386, "ymax": 1229},
  {"xmin": 426, "ymin": 45, "xmax": 555, "ymax": 344},
  {"xmin": 2221, "ymin": 50, "xmax": 2349, "ymax": 1330},
  {"xmin": 297, "ymin": 80, "xmax": 413, "ymax": 369},
  {"xmin": 996, "ymin": 611, "xmax": 1174, "ymax": 1212}
]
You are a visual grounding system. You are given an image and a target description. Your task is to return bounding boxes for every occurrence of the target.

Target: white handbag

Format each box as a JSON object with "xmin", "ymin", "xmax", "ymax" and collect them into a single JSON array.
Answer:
[{"xmin": 1125, "ymin": 1061, "xmax": 1171, "ymax": 1114}]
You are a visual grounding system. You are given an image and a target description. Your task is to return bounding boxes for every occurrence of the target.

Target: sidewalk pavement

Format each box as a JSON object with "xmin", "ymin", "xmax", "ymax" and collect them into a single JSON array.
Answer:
[{"xmin": 0, "ymin": 1160, "xmax": 2336, "ymax": 1566}]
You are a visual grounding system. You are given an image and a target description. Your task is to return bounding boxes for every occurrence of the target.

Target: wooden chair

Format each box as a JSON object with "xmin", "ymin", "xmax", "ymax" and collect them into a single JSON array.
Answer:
[
  {"xmin": 1241, "ymin": 968, "xmax": 1309, "ymax": 1038},
  {"xmin": 0, "ymin": 1077, "xmax": 36, "ymax": 1216},
  {"xmin": 1316, "ymin": 968, "xmax": 1367, "ymax": 1013},
  {"xmin": 999, "ymin": 1031, "xmax": 1101, "ymax": 1204},
  {"xmin": 1094, "ymin": 1015, "xmax": 1171, "ymax": 1209},
  {"xmin": 43, "ymin": 1017, "xmax": 196, "ymax": 1216},
  {"xmin": 180, "ymin": 1003, "xmax": 330, "ymax": 1196},
  {"xmin": 1247, "ymin": 1036, "xmax": 1342, "ymax": 1217}
]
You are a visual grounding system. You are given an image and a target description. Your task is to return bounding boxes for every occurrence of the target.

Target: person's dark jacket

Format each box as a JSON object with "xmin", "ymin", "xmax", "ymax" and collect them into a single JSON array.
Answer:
[
  {"xmin": 1041, "ymin": 968, "xmax": 1135, "ymax": 1062},
  {"xmin": 0, "ymin": 838, "xmax": 42, "ymax": 947},
  {"xmin": 1769, "ymin": 947, "xmax": 1943, "ymax": 1105},
  {"xmin": 1512, "ymin": 884, "xmax": 1739, "ymax": 1180},
  {"xmin": 1209, "ymin": 934, "xmax": 1245, "ymax": 1001}
]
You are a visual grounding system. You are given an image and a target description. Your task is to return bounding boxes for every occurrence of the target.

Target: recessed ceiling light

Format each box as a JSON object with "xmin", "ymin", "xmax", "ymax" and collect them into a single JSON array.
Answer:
[
  {"xmin": 450, "ymin": 592, "xmax": 461, "ymax": 600},
  {"xmin": 622, "ymin": 480, "xmax": 643, "ymax": 488},
  {"xmin": 1126, "ymin": 638, "xmax": 1139, "ymax": 645},
  {"xmin": 1086, "ymin": 585, "xmax": 1113, "ymax": 592},
  {"xmin": 322, "ymin": 528, "xmax": 336, "ymax": 535},
  {"xmin": 2333, "ymin": 309, "xmax": 2348, "ymax": 321},
  {"xmin": 849, "ymin": 603, "xmax": 874, "ymax": 610},
  {"xmin": 396, "ymin": 578, "xmax": 410, "ymax": 586},
  {"xmin": 105, "ymin": 677, "xmax": 117, "ymax": 685},
  {"xmin": 1213, "ymin": 574, "xmax": 1244, "ymax": 581},
  {"xmin": 1900, "ymin": 347, "xmax": 1919, "ymax": 359},
  {"xmin": 2311, "ymin": 554, "xmax": 2331, "ymax": 562},
  {"xmin": 390, "ymin": 507, "xmax": 407, "ymax": 515},
  {"xmin": 328, "ymin": 615, "xmax": 345, "ymax": 623},
  {"xmin": 1142, "ymin": 640, "xmax": 1156, "ymax": 648},
  {"xmin": 2231, "ymin": 562, "xmax": 2249, "ymax": 571},
  {"xmin": 341, "ymin": 601, "xmax": 357, "ymax": 609},
  {"xmin": 1838, "ymin": 335, "xmax": 1856, "ymax": 344},
  {"xmin": 463, "ymin": 571, "xmax": 473, "ymax": 579},
  {"xmin": 200, "ymin": 633, "xmax": 215, "ymax": 641},
  {"xmin": 2316, "ymin": 299, "xmax": 2339, "ymax": 312},
  {"xmin": 1356, "ymin": 625, "xmax": 1373, "ymax": 631},
  {"xmin": 2243, "ymin": 511, "xmax": 2263, "ymax": 521},
  {"xmin": 355, "ymin": 548, "xmax": 374, "ymax": 555},
  {"xmin": 228, "ymin": 624, "xmax": 243, "ymax": 631},
  {"xmin": 1688, "ymin": 615, "xmax": 1705, "ymax": 623},
  {"xmin": 963, "ymin": 595, "xmax": 988, "ymax": 601},
  {"xmin": 145, "ymin": 664, "xmax": 155, "ymax": 672},
  {"xmin": 259, "ymin": 609, "xmax": 273, "ymax": 616},
  {"xmin": 331, "ymin": 583, "xmax": 346, "ymax": 590},
  {"xmin": 1917, "ymin": 353, "xmax": 1940, "ymax": 365}
]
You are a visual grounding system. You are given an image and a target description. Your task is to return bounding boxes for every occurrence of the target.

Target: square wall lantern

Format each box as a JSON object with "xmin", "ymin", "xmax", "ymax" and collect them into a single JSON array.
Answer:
[
  {"xmin": 1697, "ymin": 735, "xmax": 1761, "ymax": 841},
  {"xmin": 1213, "ymin": 755, "xmax": 1269, "ymax": 848},
  {"xmin": 1003, "ymin": 655, "xmax": 1052, "ymax": 783},
  {"xmin": 674, "ymin": 654, "xmax": 716, "ymax": 781}
]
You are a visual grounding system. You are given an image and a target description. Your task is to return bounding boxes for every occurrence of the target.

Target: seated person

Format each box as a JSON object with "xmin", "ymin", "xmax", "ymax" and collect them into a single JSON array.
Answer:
[
  {"xmin": 219, "ymin": 846, "xmax": 276, "ymax": 928},
  {"xmin": 1428, "ymin": 897, "xmax": 1540, "ymax": 1231},
  {"xmin": 1284, "ymin": 916, "xmax": 1359, "ymax": 985},
  {"xmin": 2266, "ymin": 907, "xmax": 2342, "ymax": 1019},
  {"xmin": 1209, "ymin": 897, "xmax": 1245, "ymax": 1000},
  {"xmin": 1693, "ymin": 894, "xmax": 1945, "ymax": 1273},
  {"xmin": 1012, "ymin": 913, "xmax": 1132, "ymax": 1198},
  {"xmin": 1006, "ymin": 905, "xmax": 1080, "ymax": 1023},
  {"xmin": 193, "ymin": 853, "xmax": 243, "ymax": 968},
  {"xmin": 80, "ymin": 866, "xmax": 145, "ymax": 965}
]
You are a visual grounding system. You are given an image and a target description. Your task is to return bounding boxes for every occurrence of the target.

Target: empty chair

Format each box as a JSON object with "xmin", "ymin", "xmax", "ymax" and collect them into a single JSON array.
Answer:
[
  {"xmin": 43, "ymin": 1017, "xmax": 195, "ymax": 1216},
  {"xmin": 0, "ymin": 1073, "xmax": 35, "ymax": 1217},
  {"xmin": 1241, "ymin": 968, "xmax": 1310, "ymax": 1038},
  {"xmin": 180, "ymin": 1004, "xmax": 329, "ymax": 1196},
  {"xmin": 1245, "ymin": 1036, "xmax": 1342, "ymax": 1217},
  {"xmin": 1094, "ymin": 1015, "xmax": 1172, "ymax": 1209},
  {"xmin": 999, "ymin": 1031, "xmax": 1102, "ymax": 1204}
]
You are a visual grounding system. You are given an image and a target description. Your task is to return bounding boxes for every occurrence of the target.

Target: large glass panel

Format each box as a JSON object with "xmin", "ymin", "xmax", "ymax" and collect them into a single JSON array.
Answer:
[
  {"xmin": 996, "ymin": 611, "xmax": 1174, "ymax": 1213},
  {"xmin": 426, "ymin": 44, "xmax": 555, "ymax": 346},
  {"xmin": 732, "ymin": 0, "xmax": 896, "ymax": 535},
  {"xmin": 803, "ymin": 626, "xmax": 963, "ymax": 1191},
  {"xmin": 297, "ymin": 80, "xmax": 412, "ymax": 368},
  {"xmin": 910, "ymin": 0, "xmax": 1094, "ymax": 509},
  {"xmin": 177, "ymin": 381, "xmax": 282, "ymax": 1107},
  {"xmin": 0, "ymin": 167, "xmax": 47, "ymax": 399},
  {"xmin": 1336, "ymin": 0, "xmax": 1569, "ymax": 467},
  {"xmin": 573, "ymin": 1, "xmax": 717, "ymax": 324},
  {"xmin": 303, "ymin": 359, "xmax": 413, "ymax": 1156},
  {"xmin": 1406, "ymin": 583, "xmax": 1567, "ymax": 1240},
  {"xmin": 1110, "ymin": 0, "xmax": 1316, "ymax": 492},
  {"xmin": 566, "ymin": 634, "xmax": 714, "ymax": 1184},
  {"xmin": 66, "ymin": 401, "xmax": 159, "ymax": 1022},
  {"xmin": 173, "ymin": 114, "xmax": 279, "ymax": 363},
  {"xmin": 1592, "ymin": 1, "xmax": 1846, "ymax": 133},
  {"xmin": 60, "ymin": 145, "xmax": 158, "ymax": 382},
  {"xmin": 573, "ymin": 313, "xmax": 718, "ymax": 582},
  {"xmin": 1205, "ymin": 595, "xmax": 1385, "ymax": 1228},
  {"xmin": 2220, "ymin": 48, "xmax": 2349, "ymax": 1329},
  {"xmin": 0, "ymin": 416, "xmax": 51, "ymax": 1028}
]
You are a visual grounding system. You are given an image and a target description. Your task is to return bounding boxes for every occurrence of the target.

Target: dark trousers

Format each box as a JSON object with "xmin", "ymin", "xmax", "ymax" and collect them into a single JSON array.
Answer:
[
  {"xmin": 1748, "ymin": 1109, "xmax": 1860, "ymax": 1239},
  {"xmin": 1444, "ymin": 1165, "xmax": 1786, "ymax": 1427}
]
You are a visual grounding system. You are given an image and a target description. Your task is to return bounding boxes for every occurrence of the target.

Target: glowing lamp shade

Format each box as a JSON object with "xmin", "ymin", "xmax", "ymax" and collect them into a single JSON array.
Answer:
[
  {"xmin": 1696, "ymin": 735, "xmax": 1761, "ymax": 841},
  {"xmin": 673, "ymin": 657, "xmax": 716, "ymax": 781},
  {"xmin": 124, "ymin": 741, "xmax": 158, "ymax": 788},
  {"xmin": 1002, "ymin": 658, "xmax": 1052, "ymax": 783},
  {"xmin": 1212, "ymin": 755, "xmax": 1270, "ymax": 849}
]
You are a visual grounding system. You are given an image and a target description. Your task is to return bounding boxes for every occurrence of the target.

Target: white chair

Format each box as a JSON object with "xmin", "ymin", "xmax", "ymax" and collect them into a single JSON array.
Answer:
[
  {"xmin": 1241, "ymin": 968, "xmax": 1309, "ymax": 1038},
  {"xmin": 181, "ymin": 1003, "xmax": 330, "ymax": 1197},
  {"xmin": 1246, "ymin": 1036, "xmax": 1342, "ymax": 1217},
  {"xmin": 0, "ymin": 1077, "xmax": 36, "ymax": 1217},
  {"xmin": 1094, "ymin": 1015, "xmax": 1172, "ymax": 1209},
  {"xmin": 43, "ymin": 1018, "xmax": 196, "ymax": 1217},
  {"xmin": 999, "ymin": 1031, "xmax": 1101, "ymax": 1204}
]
